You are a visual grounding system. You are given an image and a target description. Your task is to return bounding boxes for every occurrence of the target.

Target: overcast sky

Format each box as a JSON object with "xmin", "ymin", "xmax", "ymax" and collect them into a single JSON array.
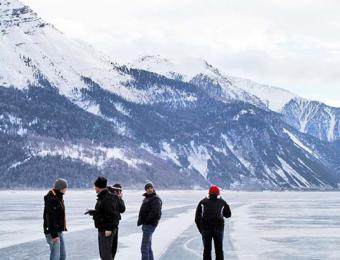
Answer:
[{"xmin": 22, "ymin": 0, "xmax": 340, "ymax": 107}]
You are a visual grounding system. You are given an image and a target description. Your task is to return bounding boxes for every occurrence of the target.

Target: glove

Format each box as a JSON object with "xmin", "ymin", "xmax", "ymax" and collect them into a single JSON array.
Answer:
[{"xmin": 84, "ymin": 209, "xmax": 95, "ymax": 216}]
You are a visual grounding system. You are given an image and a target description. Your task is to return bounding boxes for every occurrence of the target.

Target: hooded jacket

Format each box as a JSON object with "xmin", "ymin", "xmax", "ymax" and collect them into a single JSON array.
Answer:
[{"xmin": 43, "ymin": 189, "xmax": 67, "ymax": 238}]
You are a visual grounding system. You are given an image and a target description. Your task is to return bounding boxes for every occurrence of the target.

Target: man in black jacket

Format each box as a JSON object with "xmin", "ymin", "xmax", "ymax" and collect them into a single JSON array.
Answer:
[
  {"xmin": 137, "ymin": 181, "xmax": 162, "ymax": 260},
  {"xmin": 195, "ymin": 185, "xmax": 231, "ymax": 260},
  {"xmin": 43, "ymin": 178, "xmax": 68, "ymax": 260},
  {"xmin": 107, "ymin": 183, "xmax": 126, "ymax": 258},
  {"xmin": 92, "ymin": 176, "xmax": 120, "ymax": 260}
]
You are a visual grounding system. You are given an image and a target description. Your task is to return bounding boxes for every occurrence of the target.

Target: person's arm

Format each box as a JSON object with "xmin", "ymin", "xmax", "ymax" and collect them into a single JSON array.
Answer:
[
  {"xmin": 137, "ymin": 205, "xmax": 143, "ymax": 226},
  {"xmin": 146, "ymin": 197, "xmax": 162, "ymax": 223},
  {"xmin": 223, "ymin": 201, "xmax": 231, "ymax": 218},
  {"xmin": 195, "ymin": 202, "xmax": 202, "ymax": 233},
  {"xmin": 119, "ymin": 198, "xmax": 126, "ymax": 214}
]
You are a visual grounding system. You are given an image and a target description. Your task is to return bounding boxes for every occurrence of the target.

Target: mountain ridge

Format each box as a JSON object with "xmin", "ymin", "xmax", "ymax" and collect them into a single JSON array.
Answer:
[{"xmin": 0, "ymin": 0, "xmax": 339, "ymax": 190}]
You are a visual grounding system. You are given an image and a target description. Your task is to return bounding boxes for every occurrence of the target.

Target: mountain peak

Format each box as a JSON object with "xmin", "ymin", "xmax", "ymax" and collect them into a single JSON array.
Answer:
[
  {"xmin": 131, "ymin": 55, "xmax": 223, "ymax": 82},
  {"xmin": 0, "ymin": 0, "xmax": 48, "ymax": 34}
]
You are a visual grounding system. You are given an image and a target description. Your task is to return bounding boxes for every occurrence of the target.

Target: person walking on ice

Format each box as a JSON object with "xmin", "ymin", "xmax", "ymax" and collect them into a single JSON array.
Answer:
[
  {"xmin": 137, "ymin": 181, "xmax": 162, "ymax": 260},
  {"xmin": 43, "ymin": 178, "xmax": 68, "ymax": 260},
  {"xmin": 195, "ymin": 185, "xmax": 231, "ymax": 260}
]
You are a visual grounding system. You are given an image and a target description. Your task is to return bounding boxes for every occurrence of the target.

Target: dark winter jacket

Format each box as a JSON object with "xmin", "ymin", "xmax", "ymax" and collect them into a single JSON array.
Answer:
[
  {"xmin": 117, "ymin": 197, "xmax": 126, "ymax": 221},
  {"xmin": 93, "ymin": 189, "xmax": 120, "ymax": 231},
  {"xmin": 137, "ymin": 192, "xmax": 162, "ymax": 227},
  {"xmin": 43, "ymin": 189, "xmax": 67, "ymax": 239},
  {"xmin": 195, "ymin": 195, "xmax": 231, "ymax": 232},
  {"xmin": 107, "ymin": 186, "xmax": 126, "ymax": 221}
]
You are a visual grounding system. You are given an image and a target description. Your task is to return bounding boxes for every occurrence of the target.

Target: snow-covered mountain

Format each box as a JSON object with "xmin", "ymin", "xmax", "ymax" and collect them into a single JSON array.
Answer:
[
  {"xmin": 228, "ymin": 76, "xmax": 297, "ymax": 111},
  {"xmin": 0, "ymin": 0, "xmax": 339, "ymax": 190},
  {"xmin": 281, "ymin": 98, "xmax": 340, "ymax": 141},
  {"xmin": 0, "ymin": 0, "xmax": 128, "ymax": 97},
  {"xmin": 132, "ymin": 55, "xmax": 267, "ymax": 109},
  {"xmin": 133, "ymin": 55, "xmax": 340, "ymax": 142},
  {"xmin": 132, "ymin": 55, "xmax": 297, "ymax": 111},
  {"xmin": 1, "ymin": 0, "xmax": 195, "ymax": 107}
]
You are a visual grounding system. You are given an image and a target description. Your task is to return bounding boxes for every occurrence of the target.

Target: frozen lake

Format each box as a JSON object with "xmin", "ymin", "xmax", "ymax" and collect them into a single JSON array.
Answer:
[{"xmin": 0, "ymin": 190, "xmax": 339, "ymax": 259}]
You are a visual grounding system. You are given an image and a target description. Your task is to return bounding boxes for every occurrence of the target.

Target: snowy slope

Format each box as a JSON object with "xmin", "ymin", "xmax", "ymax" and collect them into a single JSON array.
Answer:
[
  {"xmin": 0, "ymin": 0, "xmax": 147, "ymax": 103},
  {"xmin": 0, "ymin": 1, "xmax": 200, "ymax": 109},
  {"xmin": 229, "ymin": 76, "xmax": 297, "ymax": 111},
  {"xmin": 281, "ymin": 97, "xmax": 340, "ymax": 141},
  {"xmin": 132, "ymin": 55, "xmax": 297, "ymax": 111},
  {"xmin": 133, "ymin": 55, "xmax": 340, "ymax": 142},
  {"xmin": 132, "ymin": 55, "xmax": 266, "ymax": 109}
]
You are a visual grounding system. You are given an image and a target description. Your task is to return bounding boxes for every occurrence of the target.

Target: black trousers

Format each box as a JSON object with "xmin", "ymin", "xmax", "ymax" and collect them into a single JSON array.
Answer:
[
  {"xmin": 201, "ymin": 228, "xmax": 224, "ymax": 260},
  {"xmin": 112, "ymin": 227, "xmax": 118, "ymax": 259},
  {"xmin": 98, "ymin": 229, "xmax": 117, "ymax": 260}
]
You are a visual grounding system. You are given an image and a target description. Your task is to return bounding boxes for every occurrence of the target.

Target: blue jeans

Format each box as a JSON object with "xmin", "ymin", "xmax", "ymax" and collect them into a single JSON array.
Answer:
[
  {"xmin": 45, "ymin": 232, "xmax": 66, "ymax": 260},
  {"xmin": 141, "ymin": 224, "xmax": 156, "ymax": 260}
]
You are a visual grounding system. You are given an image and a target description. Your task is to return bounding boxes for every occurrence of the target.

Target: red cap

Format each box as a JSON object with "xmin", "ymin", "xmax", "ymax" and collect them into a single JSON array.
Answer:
[{"xmin": 209, "ymin": 185, "xmax": 220, "ymax": 195}]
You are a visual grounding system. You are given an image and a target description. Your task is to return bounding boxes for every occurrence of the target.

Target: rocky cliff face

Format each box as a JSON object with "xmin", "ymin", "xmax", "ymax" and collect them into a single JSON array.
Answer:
[{"xmin": 281, "ymin": 98, "xmax": 340, "ymax": 142}]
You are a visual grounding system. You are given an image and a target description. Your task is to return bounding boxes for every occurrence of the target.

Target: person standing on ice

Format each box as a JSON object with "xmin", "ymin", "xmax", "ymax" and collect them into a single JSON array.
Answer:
[
  {"xmin": 107, "ymin": 183, "xmax": 126, "ymax": 258},
  {"xmin": 137, "ymin": 181, "xmax": 162, "ymax": 260},
  {"xmin": 91, "ymin": 176, "xmax": 120, "ymax": 260},
  {"xmin": 195, "ymin": 185, "xmax": 231, "ymax": 260},
  {"xmin": 43, "ymin": 178, "xmax": 68, "ymax": 260}
]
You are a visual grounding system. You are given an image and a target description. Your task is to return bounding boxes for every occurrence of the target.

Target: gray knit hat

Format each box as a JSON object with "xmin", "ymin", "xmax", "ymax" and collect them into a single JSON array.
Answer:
[
  {"xmin": 144, "ymin": 180, "xmax": 154, "ymax": 191},
  {"xmin": 54, "ymin": 178, "xmax": 68, "ymax": 191}
]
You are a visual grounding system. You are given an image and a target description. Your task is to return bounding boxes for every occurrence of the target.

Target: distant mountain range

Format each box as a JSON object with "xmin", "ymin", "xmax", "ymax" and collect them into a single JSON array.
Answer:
[{"xmin": 0, "ymin": 0, "xmax": 339, "ymax": 190}]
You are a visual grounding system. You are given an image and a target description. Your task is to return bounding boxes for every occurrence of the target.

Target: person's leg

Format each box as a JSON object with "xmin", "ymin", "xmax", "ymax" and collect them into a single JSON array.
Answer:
[
  {"xmin": 45, "ymin": 234, "xmax": 61, "ymax": 260},
  {"xmin": 98, "ymin": 231, "xmax": 114, "ymax": 260},
  {"xmin": 141, "ymin": 225, "xmax": 156, "ymax": 260},
  {"xmin": 98, "ymin": 232, "xmax": 103, "ymax": 259},
  {"xmin": 141, "ymin": 225, "xmax": 149, "ymax": 260},
  {"xmin": 213, "ymin": 229, "xmax": 224, "ymax": 260},
  {"xmin": 202, "ymin": 229, "xmax": 213, "ymax": 260},
  {"xmin": 111, "ymin": 228, "xmax": 118, "ymax": 259},
  {"xmin": 148, "ymin": 226, "xmax": 156, "ymax": 260},
  {"xmin": 59, "ymin": 232, "xmax": 66, "ymax": 260}
]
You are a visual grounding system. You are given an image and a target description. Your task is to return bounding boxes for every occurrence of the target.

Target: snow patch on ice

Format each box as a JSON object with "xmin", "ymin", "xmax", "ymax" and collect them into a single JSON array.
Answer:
[{"xmin": 116, "ymin": 208, "xmax": 195, "ymax": 259}]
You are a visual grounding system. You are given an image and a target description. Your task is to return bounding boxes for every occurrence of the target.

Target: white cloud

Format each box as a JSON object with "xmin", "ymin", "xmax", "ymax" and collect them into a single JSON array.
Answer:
[{"xmin": 22, "ymin": 0, "xmax": 340, "ymax": 107}]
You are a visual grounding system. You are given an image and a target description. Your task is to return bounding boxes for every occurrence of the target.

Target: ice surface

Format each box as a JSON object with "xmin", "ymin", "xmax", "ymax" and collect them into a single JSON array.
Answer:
[{"xmin": 0, "ymin": 190, "xmax": 340, "ymax": 259}]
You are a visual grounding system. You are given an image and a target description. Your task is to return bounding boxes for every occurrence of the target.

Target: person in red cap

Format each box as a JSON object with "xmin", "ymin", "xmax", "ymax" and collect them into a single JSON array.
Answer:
[{"xmin": 195, "ymin": 185, "xmax": 231, "ymax": 260}]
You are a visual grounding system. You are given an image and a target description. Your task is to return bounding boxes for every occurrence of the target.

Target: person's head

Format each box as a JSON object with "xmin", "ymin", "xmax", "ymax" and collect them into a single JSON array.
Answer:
[
  {"xmin": 54, "ymin": 178, "xmax": 68, "ymax": 194},
  {"xmin": 94, "ymin": 176, "xmax": 107, "ymax": 193},
  {"xmin": 208, "ymin": 185, "xmax": 220, "ymax": 198},
  {"xmin": 144, "ymin": 181, "xmax": 154, "ymax": 194},
  {"xmin": 112, "ymin": 183, "xmax": 122, "ymax": 195}
]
